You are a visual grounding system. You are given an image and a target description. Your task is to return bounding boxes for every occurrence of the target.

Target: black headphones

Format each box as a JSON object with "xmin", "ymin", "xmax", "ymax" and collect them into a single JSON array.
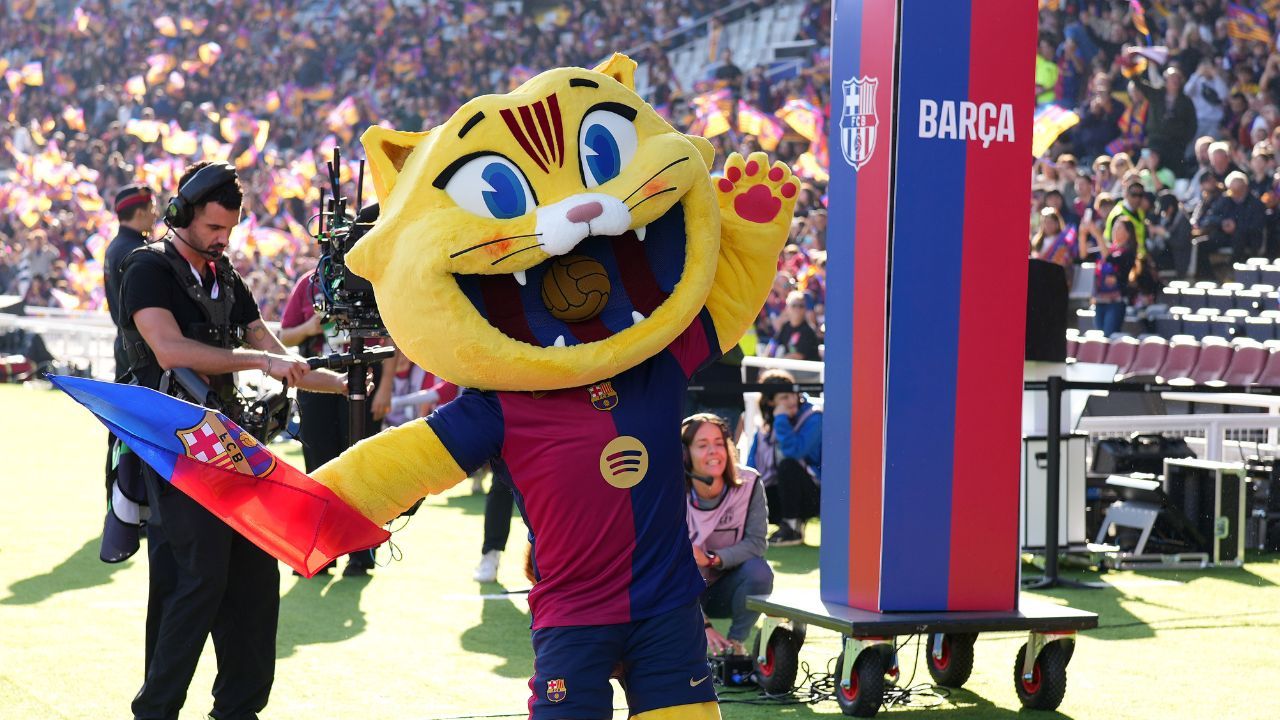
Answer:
[{"xmin": 165, "ymin": 163, "xmax": 237, "ymax": 229}]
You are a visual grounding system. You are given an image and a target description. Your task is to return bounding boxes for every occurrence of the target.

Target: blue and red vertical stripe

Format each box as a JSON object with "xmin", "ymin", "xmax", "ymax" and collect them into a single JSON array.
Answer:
[
  {"xmin": 820, "ymin": 0, "xmax": 897, "ymax": 610},
  {"xmin": 821, "ymin": 0, "xmax": 1034, "ymax": 612}
]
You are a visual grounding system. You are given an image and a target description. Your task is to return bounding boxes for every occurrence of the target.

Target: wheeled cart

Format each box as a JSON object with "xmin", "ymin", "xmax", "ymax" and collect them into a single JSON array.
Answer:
[{"xmin": 747, "ymin": 591, "xmax": 1098, "ymax": 717}]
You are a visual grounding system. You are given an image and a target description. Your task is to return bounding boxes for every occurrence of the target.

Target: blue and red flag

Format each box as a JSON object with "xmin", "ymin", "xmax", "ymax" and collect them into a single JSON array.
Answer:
[
  {"xmin": 50, "ymin": 375, "xmax": 389, "ymax": 577},
  {"xmin": 1226, "ymin": 3, "xmax": 1273, "ymax": 44}
]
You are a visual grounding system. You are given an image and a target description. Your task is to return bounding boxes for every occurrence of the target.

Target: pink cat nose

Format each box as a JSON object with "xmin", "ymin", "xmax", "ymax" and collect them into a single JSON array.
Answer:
[{"xmin": 566, "ymin": 201, "xmax": 603, "ymax": 224}]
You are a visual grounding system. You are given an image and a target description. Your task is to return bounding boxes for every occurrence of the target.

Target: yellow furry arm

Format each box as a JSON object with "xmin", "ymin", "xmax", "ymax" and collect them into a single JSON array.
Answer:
[
  {"xmin": 706, "ymin": 152, "xmax": 799, "ymax": 353},
  {"xmin": 311, "ymin": 420, "xmax": 466, "ymax": 526}
]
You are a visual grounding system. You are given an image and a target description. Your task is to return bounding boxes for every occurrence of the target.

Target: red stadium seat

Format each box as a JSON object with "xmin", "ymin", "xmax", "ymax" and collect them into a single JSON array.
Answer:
[
  {"xmin": 1180, "ymin": 337, "xmax": 1232, "ymax": 385},
  {"xmin": 1156, "ymin": 336, "xmax": 1200, "ymax": 384},
  {"xmin": 1214, "ymin": 341, "xmax": 1268, "ymax": 386},
  {"xmin": 1255, "ymin": 346, "xmax": 1280, "ymax": 387},
  {"xmin": 1103, "ymin": 335, "xmax": 1139, "ymax": 375},
  {"xmin": 1121, "ymin": 336, "xmax": 1169, "ymax": 380},
  {"xmin": 1075, "ymin": 336, "xmax": 1110, "ymax": 364}
]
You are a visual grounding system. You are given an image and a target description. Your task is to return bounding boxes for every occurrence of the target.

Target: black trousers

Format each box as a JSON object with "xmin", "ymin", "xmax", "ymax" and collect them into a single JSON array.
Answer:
[
  {"xmin": 766, "ymin": 458, "xmax": 821, "ymax": 522},
  {"xmin": 482, "ymin": 479, "xmax": 513, "ymax": 554},
  {"xmin": 133, "ymin": 474, "xmax": 279, "ymax": 720}
]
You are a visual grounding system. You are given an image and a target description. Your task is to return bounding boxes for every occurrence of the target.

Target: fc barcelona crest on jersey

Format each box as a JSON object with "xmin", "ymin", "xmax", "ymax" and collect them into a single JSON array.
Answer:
[
  {"xmin": 588, "ymin": 381, "xmax": 618, "ymax": 411},
  {"xmin": 546, "ymin": 678, "xmax": 567, "ymax": 703},
  {"xmin": 840, "ymin": 76, "xmax": 879, "ymax": 170},
  {"xmin": 176, "ymin": 411, "xmax": 277, "ymax": 478}
]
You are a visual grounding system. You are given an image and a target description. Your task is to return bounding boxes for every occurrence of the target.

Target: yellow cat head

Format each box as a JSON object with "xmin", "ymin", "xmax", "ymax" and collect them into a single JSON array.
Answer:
[{"xmin": 351, "ymin": 54, "xmax": 719, "ymax": 390}]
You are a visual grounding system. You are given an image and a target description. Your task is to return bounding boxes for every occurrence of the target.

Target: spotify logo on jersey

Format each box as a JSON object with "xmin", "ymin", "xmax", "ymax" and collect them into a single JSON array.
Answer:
[{"xmin": 599, "ymin": 436, "xmax": 649, "ymax": 489}]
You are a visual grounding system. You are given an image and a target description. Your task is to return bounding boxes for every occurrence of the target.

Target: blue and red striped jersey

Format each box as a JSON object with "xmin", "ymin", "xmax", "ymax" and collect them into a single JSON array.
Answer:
[{"xmin": 429, "ymin": 309, "xmax": 720, "ymax": 629}]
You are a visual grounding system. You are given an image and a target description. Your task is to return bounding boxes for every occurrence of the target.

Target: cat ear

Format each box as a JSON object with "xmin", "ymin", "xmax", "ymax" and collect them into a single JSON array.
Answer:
[
  {"xmin": 361, "ymin": 125, "xmax": 432, "ymax": 201},
  {"xmin": 685, "ymin": 134, "xmax": 715, "ymax": 170},
  {"xmin": 592, "ymin": 53, "xmax": 637, "ymax": 91}
]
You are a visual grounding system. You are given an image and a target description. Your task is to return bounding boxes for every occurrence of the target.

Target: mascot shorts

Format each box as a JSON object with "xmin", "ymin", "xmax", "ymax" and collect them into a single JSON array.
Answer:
[{"xmin": 528, "ymin": 599, "xmax": 716, "ymax": 718}]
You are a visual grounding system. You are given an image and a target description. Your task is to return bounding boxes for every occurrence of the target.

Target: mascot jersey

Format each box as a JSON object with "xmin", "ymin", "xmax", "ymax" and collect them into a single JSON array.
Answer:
[{"xmin": 429, "ymin": 310, "xmax": 718, "ymax": 628}]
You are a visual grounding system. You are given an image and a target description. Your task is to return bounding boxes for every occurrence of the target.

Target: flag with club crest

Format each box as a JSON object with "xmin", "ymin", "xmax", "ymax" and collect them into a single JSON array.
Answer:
[{"xmin": 50, "ymin": 376, "xmax": 389, "ymax": 577}]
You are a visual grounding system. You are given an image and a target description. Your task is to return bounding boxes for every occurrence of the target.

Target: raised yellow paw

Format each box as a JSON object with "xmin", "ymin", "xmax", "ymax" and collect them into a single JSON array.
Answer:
[{"xmin": 716, "ymin": 151, "xmax": 800, "ymax": 226}]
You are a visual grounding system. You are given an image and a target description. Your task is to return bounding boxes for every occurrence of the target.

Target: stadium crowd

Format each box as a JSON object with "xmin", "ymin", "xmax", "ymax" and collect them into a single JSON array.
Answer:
[
  {"xmin": 1030, "ymin": 0, "xmax": 1280, "ymax": 334},
  {"xmin": 0, "ymin": 0, "xmax": 830, "ymax": 360}
]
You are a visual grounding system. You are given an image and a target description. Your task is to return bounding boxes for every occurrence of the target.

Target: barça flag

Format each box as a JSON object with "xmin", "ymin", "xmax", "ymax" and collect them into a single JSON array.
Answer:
[
  {"xmin": 1226, "ymin": 3, "xmax": 1272, "ymax": 44},
  {"xmin": 50, "ymin": 376, "xmax": 389, "ymax": 577},
  {"xmin": 1032, "ymin": 104, "xmax": 1080, "ymax": 158}
]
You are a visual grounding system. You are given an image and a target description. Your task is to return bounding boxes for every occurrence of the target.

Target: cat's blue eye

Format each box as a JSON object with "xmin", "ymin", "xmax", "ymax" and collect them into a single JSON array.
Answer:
[
  {"xmin": 442, "ymin": 155, "xmax": 536, "ymax": 220},
  {"xmin": 579, "ymin": 109, "xmax": 637, "ymax": 188}
]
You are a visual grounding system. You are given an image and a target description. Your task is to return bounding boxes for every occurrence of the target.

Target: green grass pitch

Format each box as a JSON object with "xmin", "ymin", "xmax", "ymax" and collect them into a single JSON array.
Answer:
[{"xmin": 3, "ymin": 383, "xmax": 1280, "ymax": 719}]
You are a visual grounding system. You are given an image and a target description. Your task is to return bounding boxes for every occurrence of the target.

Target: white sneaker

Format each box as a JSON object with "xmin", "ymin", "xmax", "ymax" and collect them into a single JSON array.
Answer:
[{"xmin": 473, "ymin": 550, "xmax": 501, "ymax": 583}]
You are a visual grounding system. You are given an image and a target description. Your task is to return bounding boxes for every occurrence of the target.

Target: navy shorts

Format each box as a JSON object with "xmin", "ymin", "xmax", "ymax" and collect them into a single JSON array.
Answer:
[{"xmin": 528, "ymin": 599, "xmax": 716, "ymax": 719}]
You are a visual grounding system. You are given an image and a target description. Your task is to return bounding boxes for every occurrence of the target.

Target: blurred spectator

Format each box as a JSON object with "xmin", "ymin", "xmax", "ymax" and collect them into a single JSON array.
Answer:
[
  {"xmin": 766, "ymin": 290, "xmax": 821, "ymax": 362},
  {"xmin": 1032, "ymin": 207, "xmax": 1076, "ymax": 289},
  {"xmin": 748, "ymin": 369, "xmax": 821, "ymax": 548},
  {"xmin": 1203, "ymin": 171, "xmax": 1267, "ymax": 263},
  {"xmin": 1093, "ymin": 217, "xmax": 1137, "ymax": 336},
  {"xmin": 1150, "ymin": 190, "xmax": 1193, "ymax": 277}
]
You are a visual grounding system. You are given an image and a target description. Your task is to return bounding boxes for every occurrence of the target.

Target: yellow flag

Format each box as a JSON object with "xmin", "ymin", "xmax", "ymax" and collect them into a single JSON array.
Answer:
[
  {"xmin": 125, "ymin": 75, "xmax": 146, "ymax": 99},
  {"xmin": 20, "ymin": 62, "xmax": 43, "ymax": 87},
  {"xmin": 198, "ymin": 42, "xmax": 222, "ymax": 66},
  {"xmin": 154, "ymin": 15, "xmax": 177, "ymax": 37}
]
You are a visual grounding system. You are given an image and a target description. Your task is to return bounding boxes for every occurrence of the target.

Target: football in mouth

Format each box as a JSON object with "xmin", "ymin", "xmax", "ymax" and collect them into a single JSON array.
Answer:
[{"xmin": 454, "ymin": 202, "xmax": 688, "ymax": 348}]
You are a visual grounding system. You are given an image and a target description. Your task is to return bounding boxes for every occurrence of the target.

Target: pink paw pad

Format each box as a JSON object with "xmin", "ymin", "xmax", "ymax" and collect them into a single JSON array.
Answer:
[
  {"xmin": 744, "ymin": 161, "xmax": 760, "ymax": 176},
  {"xmin": 733, "ymin": 184, "xmax": 783, "ymax": 224},
  {"xmin": 726, "ymin": 166, "xmax": 742, "ymax": 182},
  {"xmin": 717, "ymin": 178, "xmax": 734, "ymax": 193},
  {"xmin": 768, "ymin": 167, "xmax": 784, "ymax": 182},
  {"xmin": 780, "ymin": 181, "xmax": 797, "ymax": 199}
]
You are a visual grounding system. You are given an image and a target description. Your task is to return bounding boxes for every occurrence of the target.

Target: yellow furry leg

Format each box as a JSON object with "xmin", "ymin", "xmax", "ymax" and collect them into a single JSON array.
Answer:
[{"xmin": 632, "ymin": 701, "xmax": 721, "ymax": 720}]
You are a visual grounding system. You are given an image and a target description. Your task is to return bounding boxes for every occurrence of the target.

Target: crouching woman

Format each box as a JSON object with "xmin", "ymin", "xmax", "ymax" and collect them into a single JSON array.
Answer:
[{"xmin": 682, "ymin": 413, "xmax": 774, "ymax": 655}]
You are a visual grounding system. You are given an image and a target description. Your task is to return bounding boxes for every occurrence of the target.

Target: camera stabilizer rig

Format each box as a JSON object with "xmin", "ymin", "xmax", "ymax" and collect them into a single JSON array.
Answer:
[{"xmin": 308, "ymin": 148, "xmax": 395, "ymax": 446}]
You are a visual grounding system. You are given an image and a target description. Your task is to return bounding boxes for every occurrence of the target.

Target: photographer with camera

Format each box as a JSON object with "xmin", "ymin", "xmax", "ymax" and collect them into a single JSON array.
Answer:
[{"xmin": 118, "ymin": 161, "xmax": 344, "ymax": 720}]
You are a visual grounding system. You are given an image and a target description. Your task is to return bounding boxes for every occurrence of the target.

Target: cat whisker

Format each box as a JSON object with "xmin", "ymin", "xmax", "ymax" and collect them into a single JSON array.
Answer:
[
  {"xmin": 622, "ymin": 157, "xmax": 689, "ymax": 204},
  {"xmin": 628, "ymin": 188, "xmax": 678, "ymax": 212},
  {"xmin": 491, "ymin": 242, "xmax": 545, "ymax": 266},
  {"xmin": 450, "ymin": 233, "xmax": 543, "ymax": 259}
]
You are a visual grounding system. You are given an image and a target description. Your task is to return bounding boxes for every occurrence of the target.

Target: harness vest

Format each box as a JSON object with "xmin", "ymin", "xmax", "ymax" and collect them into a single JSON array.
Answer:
[{"xmin": 119, "ymin": 240, "xmax": 248, "ymax": 377}]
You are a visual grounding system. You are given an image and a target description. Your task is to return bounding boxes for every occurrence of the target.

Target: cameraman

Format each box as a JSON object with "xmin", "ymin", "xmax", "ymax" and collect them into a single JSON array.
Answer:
[{"xmin": 119, "ymin": 161, "xmax": 343, "ymax": 720}]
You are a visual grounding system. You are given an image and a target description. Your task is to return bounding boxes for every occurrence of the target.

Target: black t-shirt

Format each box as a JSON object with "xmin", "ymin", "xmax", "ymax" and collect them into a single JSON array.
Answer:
[
  {"xmin": 104, "ymin": 226, "xmax": 149, "ymax": 375},
  {"xmin": 772, "ymin": 321, "xmax": 821, "ymax": 361},
  {"xmin": 120, "ymin": 244, "xmax": 260, "ymax": 388}
]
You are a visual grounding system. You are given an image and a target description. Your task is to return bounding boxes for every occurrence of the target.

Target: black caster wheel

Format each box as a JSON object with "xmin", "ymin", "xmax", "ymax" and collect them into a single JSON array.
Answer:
[
  {"xmin": 1014, "ymin": 641, "xmax": 1069, "ymax": 711},
  {"xmin": 925, "ymin": 632, "xmax": 977, "ymax": 688},
  {"xmin": 752, "ymin": 626, "xmax": 800, "ymax": 694},
  {"xmin": 834, "ymin": 647, "xmax": 886, "ymax": 717}
]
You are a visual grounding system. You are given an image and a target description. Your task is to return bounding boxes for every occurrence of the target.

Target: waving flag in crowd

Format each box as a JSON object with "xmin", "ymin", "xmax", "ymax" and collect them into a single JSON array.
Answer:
[
  {"xmin": 1032, "ymin": 104, "xmax": 1080, "ymax": 158},
  {"xmin": 1227, "ymin": 3, "xmax": 1273, "ymax": 44},
  {"xmin": 688, "ymin": 88, "xmax": 731, "ymax": 138},
  {"xmin": 736, "ymin": 100, "xmax": 784, "ymax": 151},
  {"xmin": 50, "ymin": 376, "xmax": 389, "ymax": 577},
  {"xmin": 776, "ymin": 98, "xmax": 821, "ymax": 142},
  {"xmin": 1129, "ymin": 0, "xmax": 1150, "ymax": 41}
]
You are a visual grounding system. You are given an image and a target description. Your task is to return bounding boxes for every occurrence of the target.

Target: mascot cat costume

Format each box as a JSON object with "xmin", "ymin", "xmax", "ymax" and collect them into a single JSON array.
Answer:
[{"xmin": 317, "ymin": 53, "xmax": 796, "ymax": 719}]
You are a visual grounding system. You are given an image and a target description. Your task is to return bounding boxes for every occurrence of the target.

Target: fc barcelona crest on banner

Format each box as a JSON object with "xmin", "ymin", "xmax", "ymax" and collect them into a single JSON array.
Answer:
[
  {"xmin": 840, "ymin": 76, "xmax": 879, "ymax": 170},
  {"xmin": 588, "ymin": 381, "xmax": 619, "ymax": 411},
  {"xmin": 176, "ymin": 411, "xmax": 277, "ymax": 478},
  {"xmin": 546, "ymin": 678, "xmax": 567, "ymax": 703}
]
